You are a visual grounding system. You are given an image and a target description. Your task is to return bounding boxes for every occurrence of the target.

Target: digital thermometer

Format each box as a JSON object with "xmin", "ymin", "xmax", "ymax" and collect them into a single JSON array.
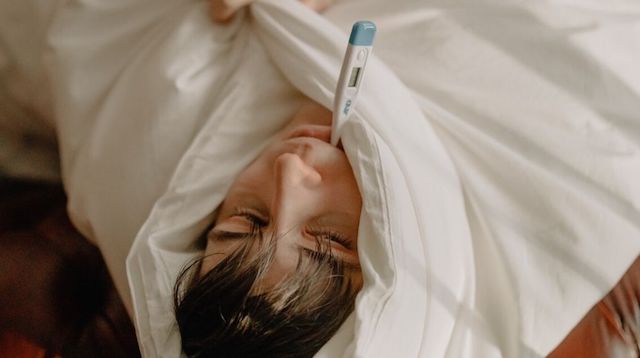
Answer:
[{"xmin": 330, "ymin": 21, "xmax": 377, "ymax": 146}]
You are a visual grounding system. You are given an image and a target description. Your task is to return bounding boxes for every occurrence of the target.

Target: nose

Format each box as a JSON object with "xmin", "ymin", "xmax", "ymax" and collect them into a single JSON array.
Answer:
[
  {"xmin": 271, "ymin": 153, "xmax": 322, "ymax": 234},
  {"xmin": 274, "ymin": 153, "xmax": 322, "ymax": 189}
]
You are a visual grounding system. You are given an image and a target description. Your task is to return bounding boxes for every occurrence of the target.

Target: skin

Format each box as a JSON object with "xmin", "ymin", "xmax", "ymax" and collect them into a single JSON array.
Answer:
[
  {"xmin": 201, "ymin": 101, "xmax": 363, "ymax": 288},
  {"xmin": 209, "ymin": 0, "xmax": 334, "ymax": 22}
]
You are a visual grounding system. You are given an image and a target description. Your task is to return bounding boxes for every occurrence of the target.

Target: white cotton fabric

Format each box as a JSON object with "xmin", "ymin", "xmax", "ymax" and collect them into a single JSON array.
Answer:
[{"xmin": 42, "ymin": 0, "xmax": 640, "ymax": 357}]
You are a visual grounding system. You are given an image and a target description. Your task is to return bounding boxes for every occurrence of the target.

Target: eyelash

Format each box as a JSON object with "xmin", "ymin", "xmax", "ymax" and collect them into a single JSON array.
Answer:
[
  {"xmin": 233, "ymin": 208, "xmax": 267, "ymax": 231},
  {"xmin": 232, "ymin": 208, "xmax": 351, "ymax": 249},
  {"xmin": 306, "ymin": 228, "xmax": 352, "ymax": 250}
]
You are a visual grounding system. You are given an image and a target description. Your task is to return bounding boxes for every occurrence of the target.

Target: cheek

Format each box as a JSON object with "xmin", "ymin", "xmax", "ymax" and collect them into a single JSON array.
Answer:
[
  {"xmin": 287, "ymin": 101, "xmax": 332, "ymax": 128},
  {"xmin": 232, "ymin": 157, "xmax": 273, "ymax": 191},
  {"xmin": 330, "ymin": 171, "xmax": 362, "ymax": 210},
  {"xmin": 200, "ymin": 240, "xmax": 241, "ymax": 274}
]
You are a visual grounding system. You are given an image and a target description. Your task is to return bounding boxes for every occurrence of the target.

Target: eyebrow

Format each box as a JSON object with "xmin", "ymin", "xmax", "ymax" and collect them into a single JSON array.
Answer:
[{"xmin": 209, "ymin": 228, "xmax": 360, "ymax": 271}]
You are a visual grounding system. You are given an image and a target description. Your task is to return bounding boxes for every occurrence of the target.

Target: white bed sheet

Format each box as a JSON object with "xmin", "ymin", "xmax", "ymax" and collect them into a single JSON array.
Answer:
[{"xmin": 42, "ymin": 0, "xmax": 640, "ymax": 357}]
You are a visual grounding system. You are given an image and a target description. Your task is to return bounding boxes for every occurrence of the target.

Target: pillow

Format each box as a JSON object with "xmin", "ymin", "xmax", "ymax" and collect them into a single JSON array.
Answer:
[
  {"xmin": 47, "ymin": 0, "xmax": 305, "ymax": 314},
  {"xmin": 46, "ymin": 0, "xmax": 640, "ymax": 356},
  {"xmin": 126, "ymin": 1, "xmax": 471, "ymax": 356}
]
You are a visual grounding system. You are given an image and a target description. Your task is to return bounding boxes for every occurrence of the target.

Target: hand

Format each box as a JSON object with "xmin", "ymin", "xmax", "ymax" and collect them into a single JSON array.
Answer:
[{"xmin": 209, "ymin": 0, "xmax": 334, "ymax": 23}]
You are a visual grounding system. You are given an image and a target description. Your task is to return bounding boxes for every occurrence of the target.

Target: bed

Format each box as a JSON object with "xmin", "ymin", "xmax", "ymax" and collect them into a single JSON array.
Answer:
[{"xmin": 8, "ymin": 0, "xmax": 640, "ymax": 356}]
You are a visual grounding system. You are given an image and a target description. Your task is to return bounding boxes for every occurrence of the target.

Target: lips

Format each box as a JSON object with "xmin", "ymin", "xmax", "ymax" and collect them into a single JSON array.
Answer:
[{"xmin": 287, "ymin": 125, "xmax": 332, "ymax": 144}]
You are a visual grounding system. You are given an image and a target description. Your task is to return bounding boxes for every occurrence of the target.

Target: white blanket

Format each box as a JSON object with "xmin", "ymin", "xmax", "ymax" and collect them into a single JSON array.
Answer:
[{"xmin": 44, "ymin": 0, "xmax": 640, "ymax": 357}]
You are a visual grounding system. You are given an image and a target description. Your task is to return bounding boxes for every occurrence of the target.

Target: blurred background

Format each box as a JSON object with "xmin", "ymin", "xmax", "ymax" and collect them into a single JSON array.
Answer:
[{"xmin": 0, "ymin": 6, "xmax": 139, "ymax": 356}]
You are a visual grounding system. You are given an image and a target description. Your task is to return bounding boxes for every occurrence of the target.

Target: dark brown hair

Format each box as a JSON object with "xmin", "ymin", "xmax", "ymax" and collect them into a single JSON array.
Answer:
[{"xmin": 173, "ymin": 229, "xmax": 360, "ymax": 358}]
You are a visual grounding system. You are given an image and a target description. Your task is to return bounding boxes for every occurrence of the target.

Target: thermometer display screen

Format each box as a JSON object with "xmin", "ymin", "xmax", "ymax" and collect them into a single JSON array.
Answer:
[{"xmin": 348, "ymin": 67, "xmax": 362, "ymax": 87}]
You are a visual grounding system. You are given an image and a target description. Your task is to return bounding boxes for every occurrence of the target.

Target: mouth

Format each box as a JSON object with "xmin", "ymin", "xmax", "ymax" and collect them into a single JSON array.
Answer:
[
  {"xmin": 287, "ymin": 124, "xmax": 347, "ymax": 151},
  {"xmin": 287, "ymin": 125, "xmax": 332, "ymax": 144},
  {"xmin": 273, "ymin": 124, "xmax": 352, "ymax": 177}
]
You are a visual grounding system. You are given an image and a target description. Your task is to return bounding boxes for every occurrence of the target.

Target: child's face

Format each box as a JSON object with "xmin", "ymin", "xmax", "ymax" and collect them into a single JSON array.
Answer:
[{"xmin": 201, "ymin": 101, "xmax": 363, "ymax": 288}]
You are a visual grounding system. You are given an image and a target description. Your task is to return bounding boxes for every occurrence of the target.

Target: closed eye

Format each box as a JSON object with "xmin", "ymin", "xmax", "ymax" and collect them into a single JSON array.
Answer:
[
  {"xmin": 306, "ymin": 229, "xmax": 352, "ymax": 250},
  {"xmin": 209, "ymin": 230, "xmax": 259, "ymax": 241},
  {"xmin": 233, "ymin": 208, "xmax": 269, "ymax": 227},
  {"xmin": 213, "ymin": 208, "xmax": 359, "ymax": 270},
  {"xmin": 209, "ymin": 209, "xmax": 266, "ymax": 242}
]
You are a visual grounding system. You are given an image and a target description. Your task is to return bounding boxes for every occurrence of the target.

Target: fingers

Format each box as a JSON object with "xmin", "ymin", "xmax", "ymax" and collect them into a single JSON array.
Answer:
[
  {"xmin": 209, "ymin": 0, "xmax": 255, "ymax": 23},
  {"xmin": 299, "ymin": 0, "xmax": 335, "ymax": 12},
  {"xmin": 209, "ymin": 0, "xmax": 335, "ymax": 23}
]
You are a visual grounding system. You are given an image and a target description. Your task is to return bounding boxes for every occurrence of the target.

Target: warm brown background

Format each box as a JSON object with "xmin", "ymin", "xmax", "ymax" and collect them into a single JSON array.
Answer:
[{"xmin": 0, "ymin": 177, "xmax": 140, "ymax": 357}]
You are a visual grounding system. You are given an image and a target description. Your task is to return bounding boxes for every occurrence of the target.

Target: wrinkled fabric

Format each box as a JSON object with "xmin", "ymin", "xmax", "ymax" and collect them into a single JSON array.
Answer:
[{"xmin": 40, "ymin": 0, "xmax": 640, "ymax": 357}]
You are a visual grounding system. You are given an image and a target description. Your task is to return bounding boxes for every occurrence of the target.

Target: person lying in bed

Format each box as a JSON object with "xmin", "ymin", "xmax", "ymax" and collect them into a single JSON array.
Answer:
[
  {"xmin": 173, "ymin": 97, "xmax": 364, "ymax": 356},
  {"xmin": 173, "ymin": 2, "xmax": 366, "ymax": 356}
]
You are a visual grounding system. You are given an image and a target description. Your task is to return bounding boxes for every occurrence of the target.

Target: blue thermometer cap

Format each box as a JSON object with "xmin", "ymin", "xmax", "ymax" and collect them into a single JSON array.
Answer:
[{"xmin": 348, "ymin": 21, "xmax": 377, "ymax": 46}]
